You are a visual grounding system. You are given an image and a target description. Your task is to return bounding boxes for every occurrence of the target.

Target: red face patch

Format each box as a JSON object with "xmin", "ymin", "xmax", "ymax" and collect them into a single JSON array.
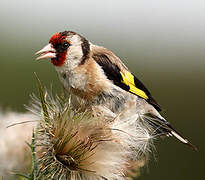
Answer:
[
  {"xmin": 49, "ymin": 33, "xmax": 68, "ymax": 67},
  {"xmin": 51, "ymin": 52, "xmax": 67, "ymax": 66},
  {"xmin": 49, "ymin": 33, "xmax": 66, "ymax": 45}
]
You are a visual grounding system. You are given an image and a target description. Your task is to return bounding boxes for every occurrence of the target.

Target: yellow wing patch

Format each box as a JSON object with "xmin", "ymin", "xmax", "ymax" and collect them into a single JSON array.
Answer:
[{"xmin": 120, "ymin": 71, "xmax": 148, "ymax": 100}]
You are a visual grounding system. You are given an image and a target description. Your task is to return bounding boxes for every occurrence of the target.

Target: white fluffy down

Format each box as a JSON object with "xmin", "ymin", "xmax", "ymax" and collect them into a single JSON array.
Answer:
[{"xmin": 0, "ymin": 110, "xmax": 37, "ymax": 178}]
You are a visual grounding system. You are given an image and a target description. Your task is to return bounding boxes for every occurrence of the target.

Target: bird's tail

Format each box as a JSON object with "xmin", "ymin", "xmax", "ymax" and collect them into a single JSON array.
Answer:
[{"xmin": 141, "ymin": 113, "xmax": 197, "ymax": 151}]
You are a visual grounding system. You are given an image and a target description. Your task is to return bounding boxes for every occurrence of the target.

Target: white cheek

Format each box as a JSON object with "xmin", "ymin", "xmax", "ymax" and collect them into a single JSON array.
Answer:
[
  {"xmin": 65, "ymin": 45, "xmax": 83, "ymax": 70},
  {"xmin": 64, "ymin": 35, "xmax": 83, "ymax": 69}
]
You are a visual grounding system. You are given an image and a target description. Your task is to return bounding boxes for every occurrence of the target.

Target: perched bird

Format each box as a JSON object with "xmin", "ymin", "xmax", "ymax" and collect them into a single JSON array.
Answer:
[{"xmin": 35, "ymin": 31, "xmax": 196, "ymax": 150}]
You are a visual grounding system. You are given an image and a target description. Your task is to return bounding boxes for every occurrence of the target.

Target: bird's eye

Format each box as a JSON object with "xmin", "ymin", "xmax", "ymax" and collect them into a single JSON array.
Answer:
[{"xmin": 62, "ymin": 42, "xmax": 70, "ymax": 48}]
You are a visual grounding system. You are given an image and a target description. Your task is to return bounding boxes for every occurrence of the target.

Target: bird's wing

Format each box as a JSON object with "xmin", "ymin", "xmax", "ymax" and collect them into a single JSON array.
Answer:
[
  {"xmin": 92, "ymin": 46, "xmax": 161, "ymax": 111},
  {"xmin": 92, "ymin": 46, "xmax": 197, "ymax": 150}
]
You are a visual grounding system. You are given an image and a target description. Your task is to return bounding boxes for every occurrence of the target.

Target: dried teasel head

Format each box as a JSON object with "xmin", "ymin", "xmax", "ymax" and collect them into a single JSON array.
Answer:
[{"xmin": 28, "ymin": 76, "xmax": 154, "ymax": 180}]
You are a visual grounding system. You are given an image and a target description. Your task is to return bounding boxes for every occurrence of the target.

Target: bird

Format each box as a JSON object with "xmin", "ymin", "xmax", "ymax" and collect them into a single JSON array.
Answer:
[{"xmin": 35, "ymin": 30, "xmax": 196, "ymax": 150}]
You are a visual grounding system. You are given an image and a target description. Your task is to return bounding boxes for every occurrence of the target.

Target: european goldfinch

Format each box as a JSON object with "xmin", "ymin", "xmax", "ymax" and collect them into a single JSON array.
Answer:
[{"xmin": 35, "ymin": 31, "xmax": 196, "ymax": 150}]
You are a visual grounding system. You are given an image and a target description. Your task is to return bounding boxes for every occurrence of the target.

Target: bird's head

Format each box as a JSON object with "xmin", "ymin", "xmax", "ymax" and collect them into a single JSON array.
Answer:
[{"xmin": 35, "ymin": 31, "xmax": 90, "ymax": 68}]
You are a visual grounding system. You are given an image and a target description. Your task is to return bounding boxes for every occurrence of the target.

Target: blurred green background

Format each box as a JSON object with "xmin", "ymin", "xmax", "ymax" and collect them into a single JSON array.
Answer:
[{"xmin": 0, "ymin": 0, "xmax": 204, "ymax": 179}]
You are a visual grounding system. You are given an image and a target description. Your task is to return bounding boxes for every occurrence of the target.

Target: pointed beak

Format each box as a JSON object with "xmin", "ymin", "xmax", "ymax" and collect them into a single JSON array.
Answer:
[{"xmin": 35, "ymin": 44, "xmax": 56, "ymax": 60}]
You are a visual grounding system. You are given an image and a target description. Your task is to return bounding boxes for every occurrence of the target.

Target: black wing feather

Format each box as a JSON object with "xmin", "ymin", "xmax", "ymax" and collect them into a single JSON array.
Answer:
[{"xmin": 93, "ymin": 53, "xmax": 161, "ymax": 111}]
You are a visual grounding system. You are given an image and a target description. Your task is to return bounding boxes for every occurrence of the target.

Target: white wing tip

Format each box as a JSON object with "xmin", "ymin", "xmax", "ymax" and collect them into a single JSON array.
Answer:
[{"xmin": 171, "ymin": 131, "xmax": 188, "ymax": 144}]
